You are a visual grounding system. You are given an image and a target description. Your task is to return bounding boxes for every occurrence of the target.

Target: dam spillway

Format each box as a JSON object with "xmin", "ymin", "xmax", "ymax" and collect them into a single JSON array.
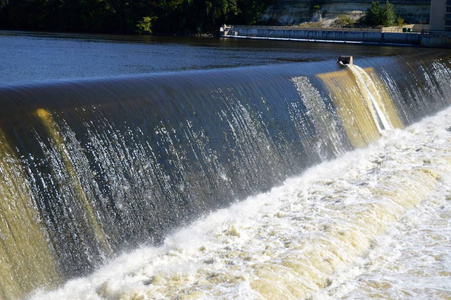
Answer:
[{"xmin": 0, "ymin": 54, "xmax": 450, "ymax": 299}]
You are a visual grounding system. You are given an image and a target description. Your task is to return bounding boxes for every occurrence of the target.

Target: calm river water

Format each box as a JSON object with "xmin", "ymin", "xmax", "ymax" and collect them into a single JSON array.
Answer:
[{"xmin": 0, "ymin": 30, "xmax": 437, "ymax": 86}]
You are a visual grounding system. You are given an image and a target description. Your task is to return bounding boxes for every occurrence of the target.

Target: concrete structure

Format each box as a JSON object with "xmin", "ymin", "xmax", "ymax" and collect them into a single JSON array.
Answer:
[
  {"xmin": 429, "ymin": 0, "xmax": 451, "ymax": 31},
  {"xmin": 223, "ymin": 26, "xmax": 423, "ymax": 46},
  {"xmin": 337, "ymin": 56, "xmax": 353, "ymax": 65},
  {"xmin": 221, "ymin": 25, "xmax": 451, "ymax": 48}
]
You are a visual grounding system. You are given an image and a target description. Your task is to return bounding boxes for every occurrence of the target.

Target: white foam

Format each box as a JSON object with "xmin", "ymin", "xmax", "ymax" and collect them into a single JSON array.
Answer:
[{"xmin": 30, "ymin": 106, "xmax": 451, "ymax": 300}]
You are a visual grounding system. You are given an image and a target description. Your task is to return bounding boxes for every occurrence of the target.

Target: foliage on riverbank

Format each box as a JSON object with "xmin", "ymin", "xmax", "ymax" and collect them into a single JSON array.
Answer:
[
  {"xmin": 0, "ymin": 0, "xmax": 274, "ymax": 35},
  {"xmin": 365, "ymin": 0, "xmax": 397, "ymax": 26}
]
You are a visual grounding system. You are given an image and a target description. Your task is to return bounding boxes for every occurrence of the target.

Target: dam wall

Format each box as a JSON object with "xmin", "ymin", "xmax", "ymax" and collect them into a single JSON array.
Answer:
[
  {"xmin": 0, "ymin": 54, "xmax": 450, "ymax": 299},
  {"xmin": 222, "ymin": 25, "xmax": 451, "ymax": 47},
  {"xmin": 223, "ymin": 26, "xmax": 423, "ymax": 46}
]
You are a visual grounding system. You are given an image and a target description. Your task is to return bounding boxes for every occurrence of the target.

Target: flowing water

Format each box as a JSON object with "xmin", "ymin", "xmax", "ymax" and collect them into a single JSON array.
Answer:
[
  {"xmin": 0, "ymin": 32, "xmax": 450, "ymax": 299},
  {"xmin": 0, "ymin": 30, "xmax": 441, "ymax": 85},
  {"xmin": 30, "ymin": 106, "xmax": 451, "ymax": 300}
]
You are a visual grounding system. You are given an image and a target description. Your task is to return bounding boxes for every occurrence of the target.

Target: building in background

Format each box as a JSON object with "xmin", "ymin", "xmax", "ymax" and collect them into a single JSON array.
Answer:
[{"xmin": 429, "ymin": 0, "xmax": 451, "ymax": 31}]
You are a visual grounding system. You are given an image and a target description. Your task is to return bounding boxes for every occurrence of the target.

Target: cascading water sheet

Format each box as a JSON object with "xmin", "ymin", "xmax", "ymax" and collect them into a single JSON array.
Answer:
[
  {"xmin": 0, "ymin": 55, "xmax": 450, "ymax": 299},
  {"xmin": 30, "ymin": 106, "xmax": 451, "ymax": 300},
  {"xmin": 346, "ymin": 64, "xmax": 394, "ymax": 131}
]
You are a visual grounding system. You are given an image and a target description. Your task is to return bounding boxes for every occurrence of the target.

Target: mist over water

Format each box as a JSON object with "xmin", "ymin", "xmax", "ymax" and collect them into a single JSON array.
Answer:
[{"xmin": 0, "ymin": 32, "xmax": 450, "ymax": 299}]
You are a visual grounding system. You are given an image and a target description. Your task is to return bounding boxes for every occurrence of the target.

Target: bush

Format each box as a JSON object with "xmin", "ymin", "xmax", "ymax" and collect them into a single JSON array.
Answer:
[
  {"xmin": 337, "ymin": 14, "xmax": 355, "ymax": 27},
  {"xmin": 136, "ymin": 16, "xmax": 157, "ymax": 35}
]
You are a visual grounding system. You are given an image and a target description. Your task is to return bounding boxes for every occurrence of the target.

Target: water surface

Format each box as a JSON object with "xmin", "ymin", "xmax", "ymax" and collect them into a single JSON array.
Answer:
[{"xmin": 0, "ymin": 30, "xmax": 439, "ymax": 86}]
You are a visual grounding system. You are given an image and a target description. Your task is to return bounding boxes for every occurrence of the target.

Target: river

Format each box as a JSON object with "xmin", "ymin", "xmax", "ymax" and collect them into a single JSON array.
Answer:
[
  {"xmin": 0, "ymin": 30, "xmax": 440, "ymax": 86},
  {"xmin": 0, "ymin": 31, "xmax": 449, "ymax": 299}
]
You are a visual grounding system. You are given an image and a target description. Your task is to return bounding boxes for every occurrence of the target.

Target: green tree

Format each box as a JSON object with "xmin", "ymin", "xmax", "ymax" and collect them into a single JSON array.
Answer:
[
  {"xmin": 366, "ymin": 1, "xmax": 382, "ymax": 26},
  {"xmin": 366, "ymin": 0, "xmax": 396, "ymax": 27},
  {"xmin": 381, "ymin": 0, "xmax": 396, "ymax": 26},
  {"xmin": 232, "ymin": 0, "xmax": 274, "ymax": 25},
  {"xmin": 0, "ymin": 0, "xmax": 275, "ymax": 35}
]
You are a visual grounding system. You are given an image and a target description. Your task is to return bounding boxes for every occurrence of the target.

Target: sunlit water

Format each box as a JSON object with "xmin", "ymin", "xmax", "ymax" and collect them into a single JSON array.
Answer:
[
  {"xmin": 0, "ymin": 30, "xmax": 444, "ymax": 86},
  {"xmin": 30, "ymin": 106, "xmax": 451, "ymax": 299}
]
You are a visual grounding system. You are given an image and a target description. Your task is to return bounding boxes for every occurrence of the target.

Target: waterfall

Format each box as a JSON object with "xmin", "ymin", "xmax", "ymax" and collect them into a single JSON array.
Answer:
[
  {"xmin": 0, "ymin": 130, "xmax": 60, "ymax": 300},
  {"xmin": 0, "ymin": 55, "xmax": 450, "ymax": 299},
  {"xmin": 346, "ymin": 64, "xmax": 394, "ymax": 132},
  {"xmin": 317, "ymin": 63, "xmax": 407, "ymax": 147}
]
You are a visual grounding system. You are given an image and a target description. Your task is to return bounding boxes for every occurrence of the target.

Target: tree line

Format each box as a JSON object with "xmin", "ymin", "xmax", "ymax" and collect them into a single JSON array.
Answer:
[{"xmin": 0, "ymin": 0, "xmax": 274, "ymax": 35}]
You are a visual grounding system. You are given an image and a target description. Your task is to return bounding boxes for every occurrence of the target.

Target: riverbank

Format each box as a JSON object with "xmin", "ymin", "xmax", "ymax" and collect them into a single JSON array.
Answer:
[{"xmin": 221, "ymin": 25, "xmax": 451, "ymax": 48}]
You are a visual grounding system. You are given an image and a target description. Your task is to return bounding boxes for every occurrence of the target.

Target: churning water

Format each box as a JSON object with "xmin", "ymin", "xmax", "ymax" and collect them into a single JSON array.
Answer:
[
  {"xmin": 0, "ymin": 33, "xmax": 450, "ymax": 299},
  {"xmin": 30, "ymin": 105, "xmax": 451, "ymax": 300}
]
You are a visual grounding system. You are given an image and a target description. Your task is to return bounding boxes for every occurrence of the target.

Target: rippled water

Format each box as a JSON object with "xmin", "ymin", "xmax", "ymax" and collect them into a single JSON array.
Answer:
[
  {"xmin": 0, "ymin": 30, "xmax": 443, "ymax": 86},
  {"xmin": 30, "ymin": 106, "xmax": 451, "ymax": 300}
]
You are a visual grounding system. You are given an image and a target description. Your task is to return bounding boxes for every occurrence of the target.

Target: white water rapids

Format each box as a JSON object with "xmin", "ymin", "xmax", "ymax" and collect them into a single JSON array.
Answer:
[{"xmin": 31, "ymin": 106, "xmax": 451, "ymax": 300}]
